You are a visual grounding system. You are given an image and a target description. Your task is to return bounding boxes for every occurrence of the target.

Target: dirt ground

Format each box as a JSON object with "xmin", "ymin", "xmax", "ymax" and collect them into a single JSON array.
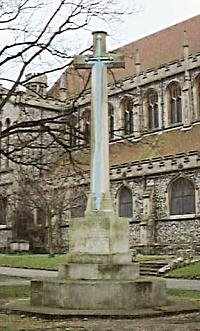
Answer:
[{"xmin": 1, "ymin": 312, "xmax": 200, "ymax": 331}]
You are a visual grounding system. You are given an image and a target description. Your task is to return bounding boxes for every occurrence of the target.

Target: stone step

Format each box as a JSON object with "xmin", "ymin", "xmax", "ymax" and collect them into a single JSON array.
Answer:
[{"xmin": 139, "ymin": 261, "xmax": 169, "ymax": 276}]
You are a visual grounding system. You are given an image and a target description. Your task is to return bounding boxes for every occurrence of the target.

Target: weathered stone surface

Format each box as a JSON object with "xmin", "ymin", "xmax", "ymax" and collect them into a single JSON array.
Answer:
[
  {"xmin": 31, "ymin": 277, "xmax": 167, "ymax": 310},
  {"xmin": 58, "ymin": 262, "xmax": 139, "ymax": 280},
  {"xmin": 68, "ymin": 214, "xmax": 132, "ymax": 264}
]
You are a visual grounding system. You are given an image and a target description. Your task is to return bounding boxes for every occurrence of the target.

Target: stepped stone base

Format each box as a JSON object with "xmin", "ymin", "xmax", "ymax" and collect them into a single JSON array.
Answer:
[
  {"xmin": 30, "ymin": 211, "xmax": 167, "ymax": 313},
  {"xmin": 31, "ymin": 277, "xmax": 167, "ymax": 310}
]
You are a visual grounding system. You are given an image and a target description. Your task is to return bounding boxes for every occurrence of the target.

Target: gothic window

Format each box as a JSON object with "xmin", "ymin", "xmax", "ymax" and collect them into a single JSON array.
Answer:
[
  {"xmin": 194, "ymin": 74, "xmax": 200, "ymax": 118},
  {"xmin": 71, "ymin": 193, "xmax": 87, "ymax": 218},
  {"xmin": 118, "ymin": 187, "xmax": 133, "ymax": 218},
  {"xmin": 146, "ymin": 89, "xmax": 159, "ymax": 129},
  {"xmin": 0, "ymin": 121, "xmax": 2, "ymax": 169},
  {"xmin": 121, "ymin": 97, "xmax": 134, "ymax": 135},
  {"xmin": 167, "ymin": 82, "xmax": 182, "ymax": 125},
  {"xmin": 170, "ymin": 177, "xmax": 195, "ymax": 215},
  {"xmin": 5, "ymin": 118, "xmax": 10, "ymax": 167},
  {"xmin": 108, "ymin": 103, "xmax": 114, "ymax": 140},
  {"xmin": 36, "ymin": 207, "xmax": 46, "ymax": 225},
  {"xmin": 0, "ymin": 197, "xmax": 7, "ymax": 225},
  {"xmin": 198, "ymin": 78, "xmax": 200, "ymax": 116},
  {"xmin": 82, "ymin": 109, "xmax": 90, "ymax": 145},
  {"xmin": 69, "ymin": 116, "xmax": 77, "ymax": 147}
]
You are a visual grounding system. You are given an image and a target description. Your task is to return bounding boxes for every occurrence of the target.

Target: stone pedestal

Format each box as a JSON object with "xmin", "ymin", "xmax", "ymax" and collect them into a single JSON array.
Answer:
[
  {"xmin": 31, "ymin": 277, "xmax": 166, "ymax": 310},
  {"xmin": 31, "ymin": 213, "xmax": 167, "ymax": 313}
]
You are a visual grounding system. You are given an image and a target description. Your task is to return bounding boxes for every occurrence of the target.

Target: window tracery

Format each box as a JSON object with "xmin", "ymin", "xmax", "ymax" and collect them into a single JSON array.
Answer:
[
  {"xmin": 169, "ymin": 177, "xmax": 195, "ymax": 215},
  {"xmin": 118, "ymin": 186, "xmax": 133, "ymax": 218}
]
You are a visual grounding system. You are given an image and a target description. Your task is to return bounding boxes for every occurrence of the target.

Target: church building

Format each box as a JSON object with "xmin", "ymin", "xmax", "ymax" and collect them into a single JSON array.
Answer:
[
  {"xmin": 52, "ymin": 14, "xmax": 200, "ymax": 254},
  {"xmin": 0, "ymin": 14, "xmax": 200, "ymax": 254}
]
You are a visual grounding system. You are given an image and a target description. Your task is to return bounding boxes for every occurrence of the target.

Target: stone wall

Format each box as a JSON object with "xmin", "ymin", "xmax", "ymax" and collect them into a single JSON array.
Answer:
[
  {"xmin": 156, "ymin": 218, "xmax": 200, "ymax": 245},
  {"xmin": 0, "ymin": 227, "xmax": 12, "ymax": 251},
  {"xmin": 110, "ymin": 165, "xmax": 200, "ymax": 253}
]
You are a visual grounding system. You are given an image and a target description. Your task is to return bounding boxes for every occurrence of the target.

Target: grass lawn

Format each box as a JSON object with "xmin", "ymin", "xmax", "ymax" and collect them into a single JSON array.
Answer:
[
  {"xmin": 0, "ymin": 254, "xmax": 67, "ymax": 270},
  {"xmin": 135, "ymin": 254, "xmax": 171, "ymax": 262},
  {"xmin": 0, "ymin": 254, "xmax": 172, "ymax": 270},
  {"xmin": 0, "ymin": 285, "xmax": 29, "ymax": 298},
  {"xmin": 168, "ymin": 261, "xmax": 200, "ymax": 279},
  {"xmin": 167, "ymin": 288, "xmax": 200, "ymax": 301}
]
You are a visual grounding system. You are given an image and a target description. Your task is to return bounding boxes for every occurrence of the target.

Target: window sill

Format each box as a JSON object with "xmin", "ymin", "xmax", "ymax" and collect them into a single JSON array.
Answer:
[
  {"xmin": 0, "ymin": 224, "xmax": 11, "ymax": 229},
  {"xmin": 169, "ymin": 214, "xmax": 196, "ymax": 219},
  {"xmin": 158, "ymin": 214, "xmax": 199, "ymax": 221}
]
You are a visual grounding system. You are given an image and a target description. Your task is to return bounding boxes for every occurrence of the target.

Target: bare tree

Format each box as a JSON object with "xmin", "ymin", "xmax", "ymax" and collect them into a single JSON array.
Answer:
[
  {"xmin": 0, "ymin": 0, "xmax": 133, "ymax": 168},
  {"xmin": 12, "ymin": 166, "xmax": 87, "ymax": 254}
]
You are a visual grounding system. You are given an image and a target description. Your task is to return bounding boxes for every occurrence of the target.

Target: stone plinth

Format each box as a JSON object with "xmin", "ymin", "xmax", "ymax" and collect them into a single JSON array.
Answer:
[
  {"xmin": 31, "ymin": 277, "xmax": 167, "ymax": 310},
  {"xmin": 58, "ymin": 262, "xmax": 139, "ymax": 280},
  {"xmin": 30, "ymin": 212, "xmax": 167, "ymax": 313},
  {"xmin": 67, "ymin": 214, "xmax": 132, "ymax": 264}
]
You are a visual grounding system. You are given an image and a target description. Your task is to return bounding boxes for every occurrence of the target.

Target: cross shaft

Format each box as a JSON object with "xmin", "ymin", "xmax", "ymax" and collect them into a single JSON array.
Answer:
[{"xmin": 74, "ymin": 31, "xmax": 124, "ymax": 213}]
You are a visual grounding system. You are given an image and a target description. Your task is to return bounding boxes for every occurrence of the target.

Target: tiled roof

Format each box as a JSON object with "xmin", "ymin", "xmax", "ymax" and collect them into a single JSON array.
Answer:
[
  {"xmin": 109, "ymin": 124, "xmax": 200, "ymax": 166},
  {"xmin": 49, "ymin": 14, "xmax": 200, "ymax": 99},
  {"xmin": 70, "ymin": 124, "xmax": 200, "ymax": 172}
]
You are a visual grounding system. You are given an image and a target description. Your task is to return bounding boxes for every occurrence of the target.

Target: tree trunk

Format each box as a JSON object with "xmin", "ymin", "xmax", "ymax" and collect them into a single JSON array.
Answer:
[{"xmin": 47, "ymin": 209, "xmax": 54, "ymax": 257}]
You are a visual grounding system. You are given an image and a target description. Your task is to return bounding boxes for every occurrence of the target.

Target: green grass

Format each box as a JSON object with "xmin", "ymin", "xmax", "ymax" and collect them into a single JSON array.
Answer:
[
  {"xmin": 0, "ymin": 254, "xmax": 67, "ymax": 270},
  {"xmin": 135, "ymin": 254, "xmax": 171, "ymax": 261},
  {"xmin": 0, "ymin": 254, "xmax": 172, "ymax": 270},
  {"xmin": 0, "ymin": 285, "xmax": 29, "ymax": 298},
  {"xmin": 167, "ymin": 288, "xmax": 200, "ymax": 301},
  {"xmin": 168, "ymin": 261, "xmax": 200, "ymax": 279}
]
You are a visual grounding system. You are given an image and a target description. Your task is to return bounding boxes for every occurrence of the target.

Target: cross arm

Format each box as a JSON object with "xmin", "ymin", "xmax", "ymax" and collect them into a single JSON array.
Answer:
[
  {"xmin": 73, "ymin": 55, "xmax": 91, "ymax": 69},
  {"xmin": 106, "ymin": 53, "xmax": 125, "ymax": 69}
]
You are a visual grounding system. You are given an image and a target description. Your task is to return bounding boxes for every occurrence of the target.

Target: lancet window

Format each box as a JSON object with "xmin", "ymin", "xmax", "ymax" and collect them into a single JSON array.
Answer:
[
  {"xmin": 169, "ymin": 177, "xmax": 195, "ymax": 215},
  {"xmin": 5, "ymin": 118, "xmax": 10, "ymax": 167},
  {"xmin": 0, "ymin": 121, "xmax": 2, "ymax": 169},
  {"xmin": 82, "ymin": 109, "xmax": 90, "ymax": 145},
  {"xmin": 108, "ymin": 103, "xmax": 114, "ymax": 140},
  {"xmin": 118, "ymin": 187, "xmax": 133, "ymax": 218},
  {"xmin": 194, "ymin": 74, "xmax": 200, "ymax": 118},
  {"xmin": 121, "ymin": 97, "xmax": 134, "ymax": 135},
  {"xmin": 0, "ymin": 196, "xmax": 7, "ymax": 225},
  {"xmin": 146, "ymin": 89, "xmax": 159, "ymax": 129},
  {"xmin": 71, "ymin": 193, "xmax": 87, "ymax": 218},
  {"xmin": 167, "ymin": 82, "xmax": 182, "ymax": 124},
  {"xmin": 69, "ymin": 115, "xmax": 77, "ymax": 147}
]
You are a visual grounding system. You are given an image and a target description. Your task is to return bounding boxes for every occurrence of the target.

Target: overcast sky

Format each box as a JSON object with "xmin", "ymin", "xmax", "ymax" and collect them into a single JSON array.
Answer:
[
  {"xmin": 107, "ymin": 0, "xmax": 200, "ymax": 49},
  {"xmin": 0, "ymin": 0, "xmax": 199, "ymax": 88}
]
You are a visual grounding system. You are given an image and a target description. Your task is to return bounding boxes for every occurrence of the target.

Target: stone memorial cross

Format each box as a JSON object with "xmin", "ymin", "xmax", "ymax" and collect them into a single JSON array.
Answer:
[{"xmin": 74, "ymin": 31, "xmax": 124, "ymax": 213}]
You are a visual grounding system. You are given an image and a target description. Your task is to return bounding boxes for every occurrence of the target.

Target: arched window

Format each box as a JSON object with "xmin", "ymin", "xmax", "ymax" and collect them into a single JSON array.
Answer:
[
  {"xmin": 194, "ymin": 74, "xmax": 200, "ymax": 119},
  {"xmin": 121, "ymin": 97, "xmax": 134, "ymax": 135},
  {"xmin": 5, "ymin": 118, "xmax": 10, "ymax": 167},
  {"xmin": 0, "ymin": 121, "xmax": 2, "ymax": 169},
  {"xmin": 146, "ymin": 89, "xmax": 159, "ymax": 129},
  {"xmin": 108, "ymin": 102, "xmax": 114, "ymax": 140},
  {"xmin": 118, "ymin": 187, "xmax": 133, "ymax": 217},
  {"xmin": 198, "ymin": 77, "xmax": 200, "ymax": 116},
  {"xmin": 170, "ymin": 177, "xmax": 195, "ymax": 215},
  {"xmin": 69, "ymin": 115, "xmax": 77, "ymax": 147},
  {"xmin": 71, "ymin": 193, "xmax": 87, "ymax": 218},
  {"xmin": 0, "ymin": 196, "xmax": 7, "ymax": 225},
  {"xmin": 167, "ymin": 82, "xmax": 182, "ymax": 124},
  {"xmin": 82, "ymin": 109, "xmax": 90, "ymax": 145}
]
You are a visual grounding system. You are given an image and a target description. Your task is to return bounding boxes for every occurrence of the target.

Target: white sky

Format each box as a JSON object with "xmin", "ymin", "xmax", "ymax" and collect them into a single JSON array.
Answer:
[
  {"xmin": 106, "ymin": 0, "xmax": 200, "ymax": 49},
  {"xmin": 0, "ymin": 0, "xmax": 200, "ymax": 88}
]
